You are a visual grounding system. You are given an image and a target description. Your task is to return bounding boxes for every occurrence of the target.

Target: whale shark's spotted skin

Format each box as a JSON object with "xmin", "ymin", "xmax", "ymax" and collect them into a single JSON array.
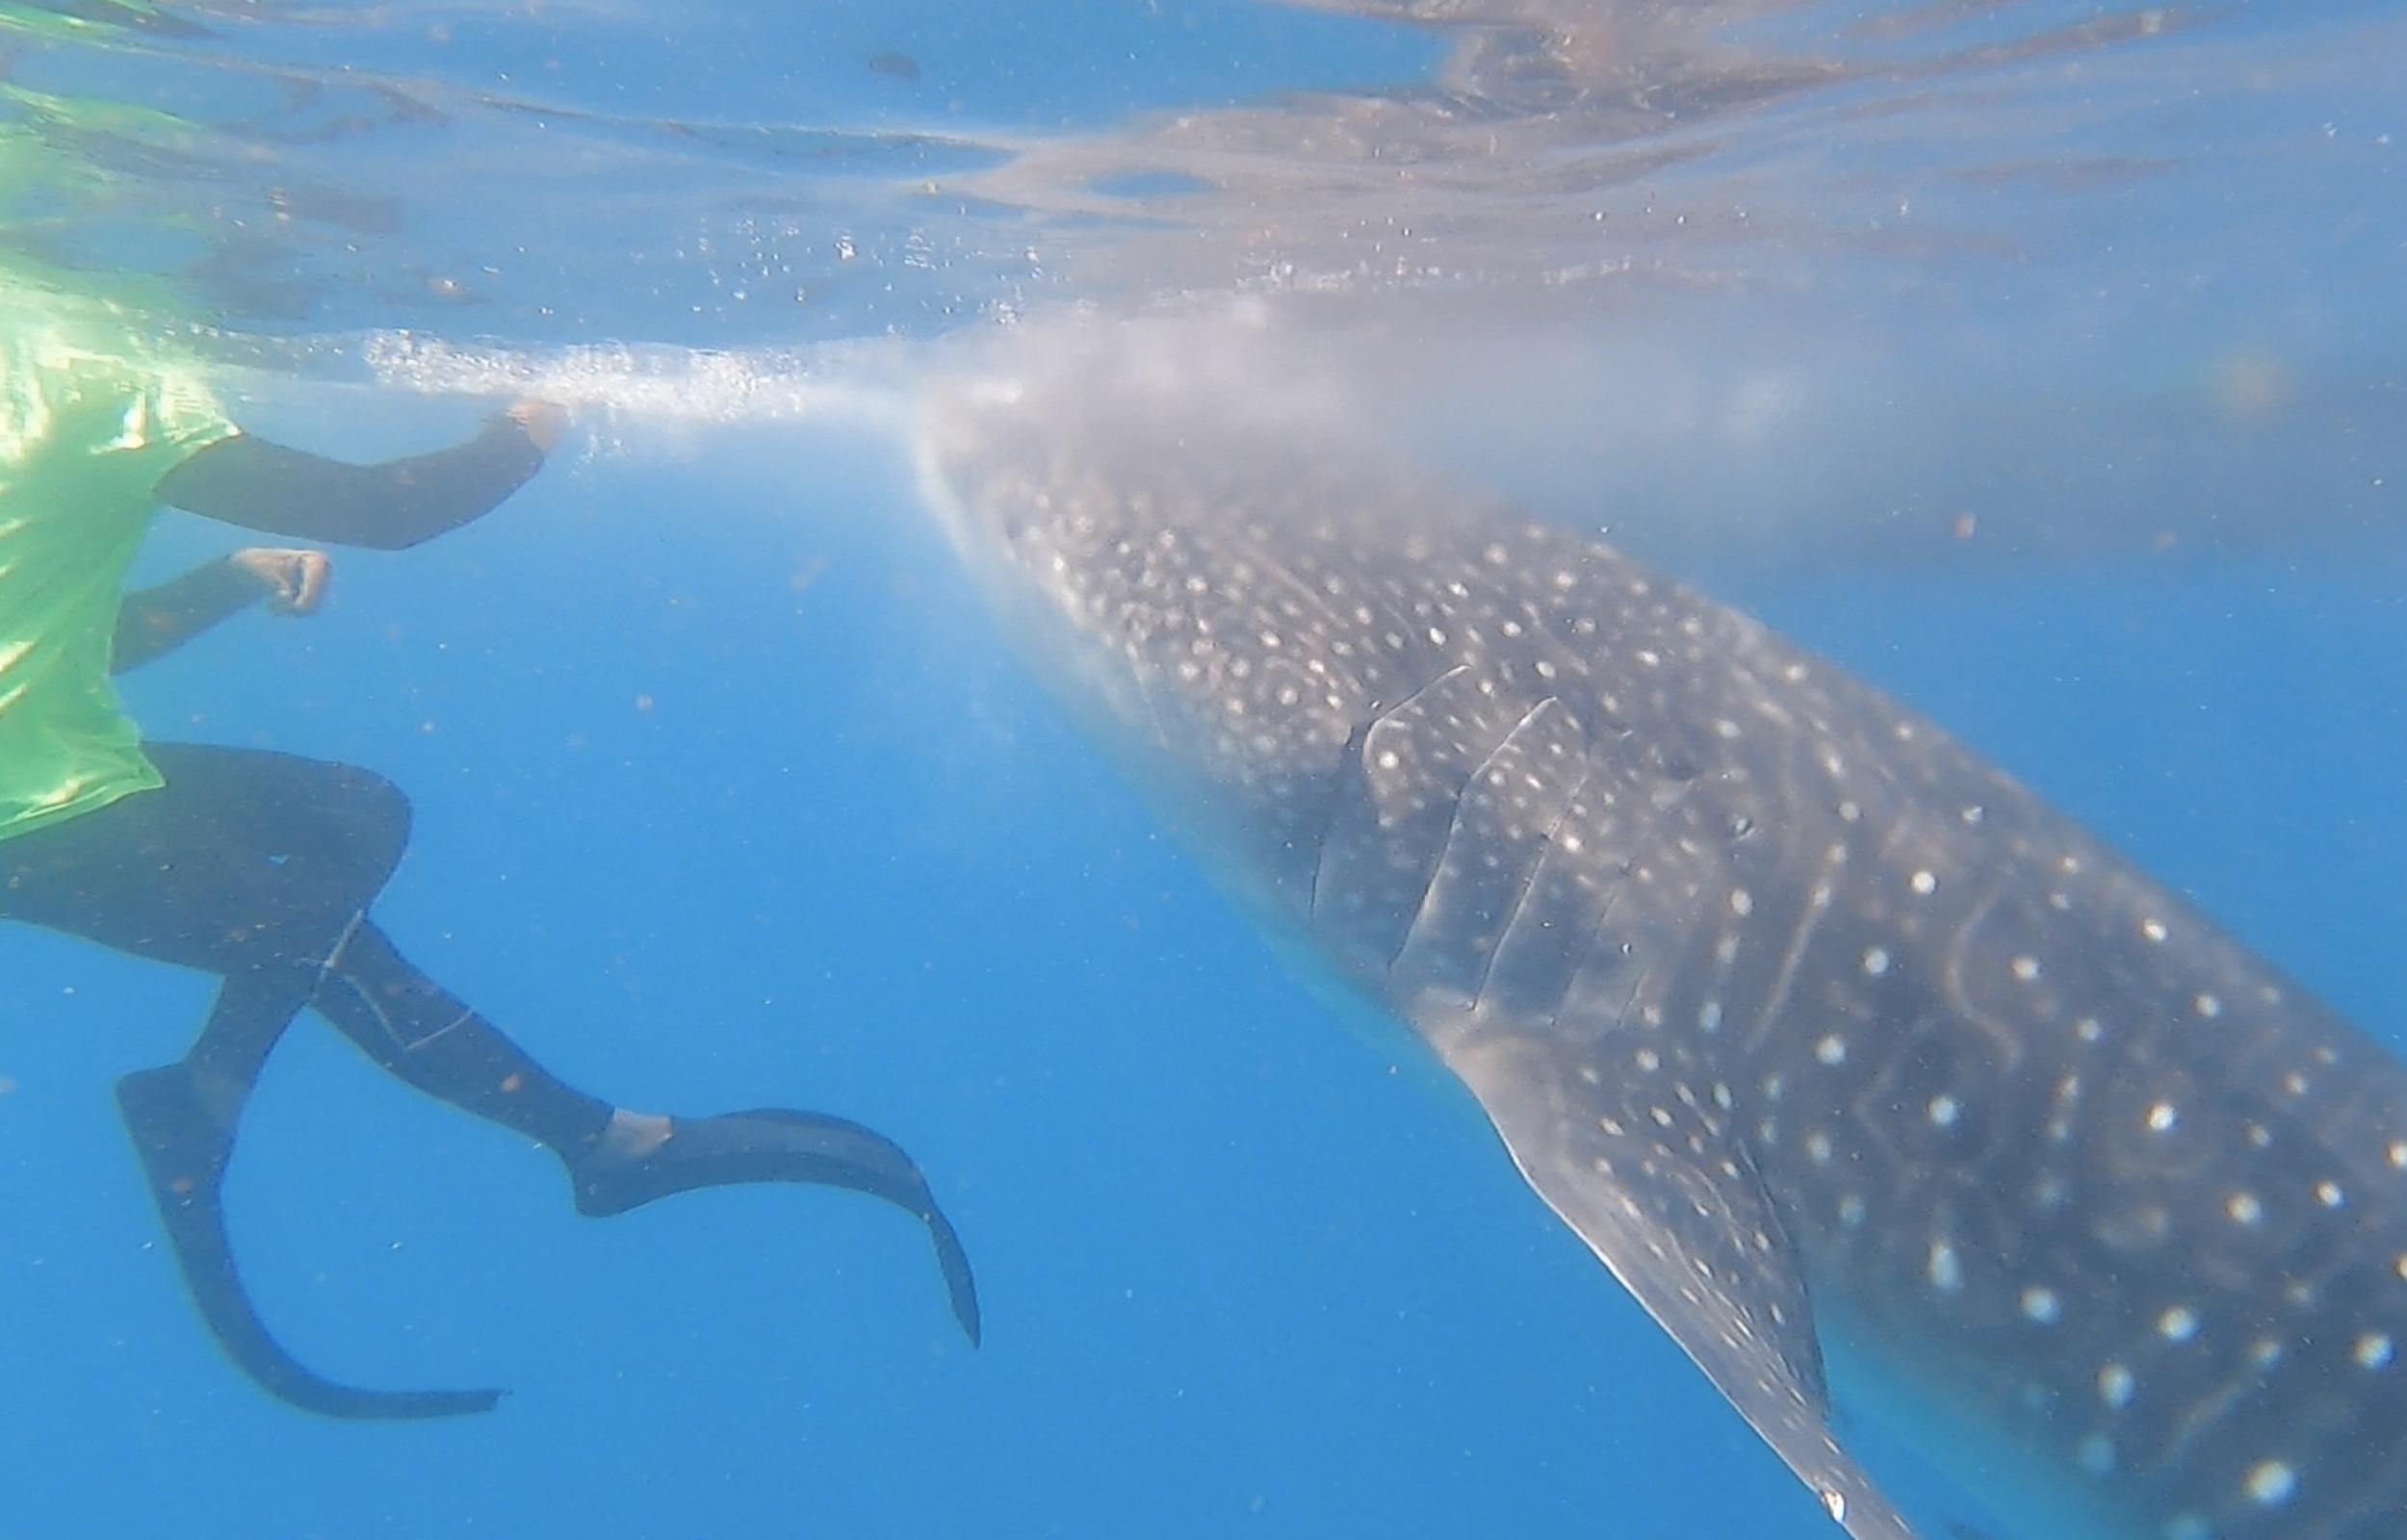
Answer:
[{"xmin": 919, "ymin": 366, "xmax": 2407, "ymax": 1540}]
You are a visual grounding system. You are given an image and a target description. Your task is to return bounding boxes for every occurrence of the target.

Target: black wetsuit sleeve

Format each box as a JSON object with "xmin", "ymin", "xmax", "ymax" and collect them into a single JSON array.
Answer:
[
  {"xmin": 152, "ymin": 413, "xmax": 549, "ymax": 551},
  {"xmin": 112, "ymin": 557, "xmax": 262, "ymax": 673}
]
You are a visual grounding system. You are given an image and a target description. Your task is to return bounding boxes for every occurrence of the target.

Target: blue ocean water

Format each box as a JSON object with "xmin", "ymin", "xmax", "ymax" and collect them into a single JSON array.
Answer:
[{"xmin": 1, "ymin": 2, "xmax": 2402, "ymax": 1537}]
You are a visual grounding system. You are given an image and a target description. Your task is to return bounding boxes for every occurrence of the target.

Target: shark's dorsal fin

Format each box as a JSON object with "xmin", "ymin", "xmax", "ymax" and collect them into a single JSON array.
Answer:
[{"xmin": 1436, "ymin": 1026, "xmax": 1926, "ymax": 1540}]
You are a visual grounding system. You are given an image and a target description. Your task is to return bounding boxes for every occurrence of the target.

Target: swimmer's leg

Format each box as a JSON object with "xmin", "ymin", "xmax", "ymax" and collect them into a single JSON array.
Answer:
[
  {"xmin": 2, "ymin": 740, "xmax": 975, "ymax": 1408},
  {"xmin": 0, "ymin": 745, "xmax": 504, "ymax": 1415},
  {"xmin": 311, "ymin": 919, "xmax": 981, "ymax": 1345}
]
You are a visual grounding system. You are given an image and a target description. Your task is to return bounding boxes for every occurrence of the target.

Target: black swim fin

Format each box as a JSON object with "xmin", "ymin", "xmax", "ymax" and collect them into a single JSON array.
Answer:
[
  {"xmin": 116, "ymin": 1063, "xmax": 505, "ymax": 1420},
  {"xmin": 571, "ymin": 1108, "xmax": 982, "ymax": 1347}
]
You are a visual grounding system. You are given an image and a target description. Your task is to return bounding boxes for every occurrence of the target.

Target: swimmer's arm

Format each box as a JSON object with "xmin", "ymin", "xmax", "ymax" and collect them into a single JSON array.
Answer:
[
  {"xmin": 152, "ymin": 400, "xmax": 565, "ymax": 551},
  {"xmin": 112, "ymin": 549, "xmax": 331, "ymax": 673}
]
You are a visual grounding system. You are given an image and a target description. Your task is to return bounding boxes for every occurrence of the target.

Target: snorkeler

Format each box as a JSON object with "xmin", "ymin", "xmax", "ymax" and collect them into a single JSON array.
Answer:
[{"xmin": 0, "ymin": 291, "xmax": 978, "ymax": 1419}]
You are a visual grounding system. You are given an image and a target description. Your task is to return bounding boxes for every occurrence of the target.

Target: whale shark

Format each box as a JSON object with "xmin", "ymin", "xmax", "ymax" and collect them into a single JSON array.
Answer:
[{"xmin": 913, "ymin": 337, "xmax": 2407, "ymax": 1540}]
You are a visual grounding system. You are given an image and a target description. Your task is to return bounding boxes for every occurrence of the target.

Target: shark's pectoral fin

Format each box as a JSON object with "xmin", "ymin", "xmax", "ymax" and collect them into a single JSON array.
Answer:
[{"xmin": 1436, "ymin": 1027, "xmax": 1925, "ymax": 1540}]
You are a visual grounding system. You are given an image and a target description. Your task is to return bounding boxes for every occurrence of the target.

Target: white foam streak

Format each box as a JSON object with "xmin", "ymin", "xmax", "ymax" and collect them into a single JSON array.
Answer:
[{"xmin": 357, "ymin": 330, "xmax": 922, "ymax": 437}]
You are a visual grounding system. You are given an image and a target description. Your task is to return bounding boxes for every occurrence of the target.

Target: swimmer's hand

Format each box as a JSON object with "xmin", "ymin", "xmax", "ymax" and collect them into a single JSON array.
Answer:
[
  {"xmin": 229, "ymin": 548, "xmax": 332, "ymax": 617},
  {"xmin": 505, "ymin": 398, "xmax": 568, "ymax": 454}
]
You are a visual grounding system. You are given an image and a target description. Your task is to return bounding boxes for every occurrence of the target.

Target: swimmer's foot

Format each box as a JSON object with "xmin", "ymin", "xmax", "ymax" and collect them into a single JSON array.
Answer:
[
  {"xmin": 568, "ymin": 1106, "xmax": 980, "ymax": 1346},
  {"xmin": 116, "ymin": 1061, "xmax": 505, "ymax": 1419}
]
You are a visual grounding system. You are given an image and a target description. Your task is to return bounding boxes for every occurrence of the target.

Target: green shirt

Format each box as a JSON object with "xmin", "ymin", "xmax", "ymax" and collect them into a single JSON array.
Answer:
[{"xmin": 0, "ymin": 277, "xmax": 235, "ymax": 839}]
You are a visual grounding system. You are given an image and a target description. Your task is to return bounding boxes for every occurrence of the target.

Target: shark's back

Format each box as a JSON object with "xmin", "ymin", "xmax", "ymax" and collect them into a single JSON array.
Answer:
[{"xmin": 924, "ymin": 363, "xmax": 2407, "ymax": 1540}]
